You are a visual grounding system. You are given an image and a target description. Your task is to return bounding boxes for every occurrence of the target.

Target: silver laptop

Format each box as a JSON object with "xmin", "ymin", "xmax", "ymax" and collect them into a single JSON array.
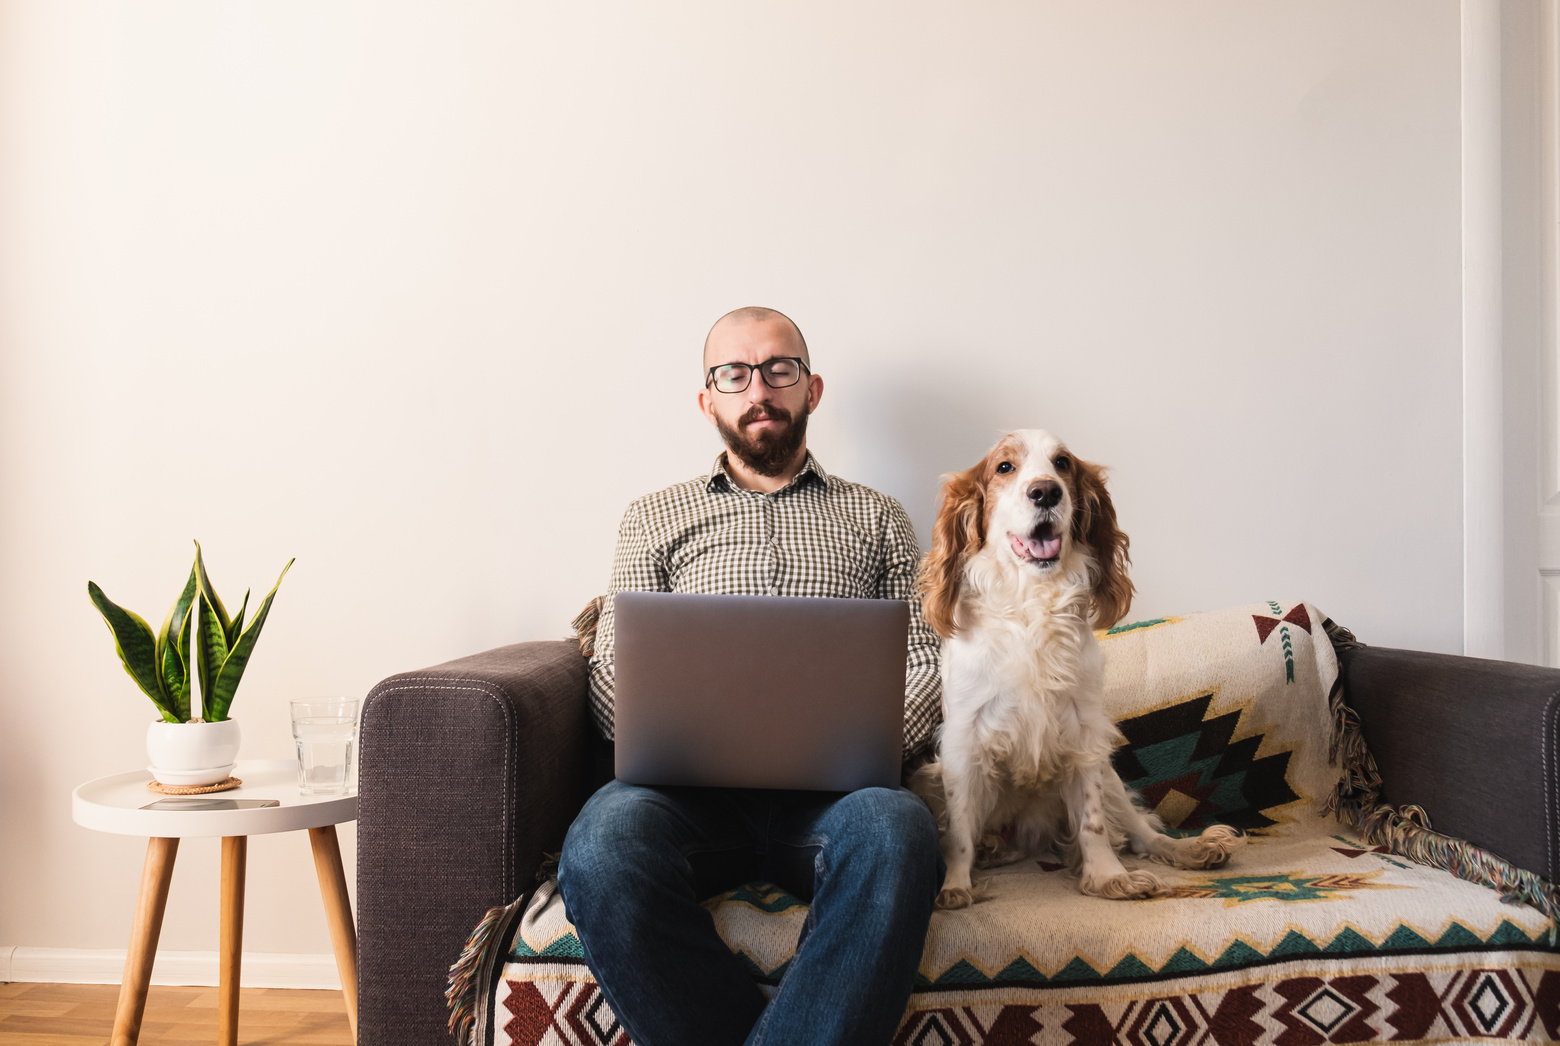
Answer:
[{"xmin": 613, "ymin": 592, "xmax": 909, "ymax": 791}]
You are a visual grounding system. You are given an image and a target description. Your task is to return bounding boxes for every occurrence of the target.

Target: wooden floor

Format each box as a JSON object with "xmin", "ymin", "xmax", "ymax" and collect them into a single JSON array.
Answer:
[{"xmin": 0, "ymin": 982, "xmax": 353, "ymax": 1045}]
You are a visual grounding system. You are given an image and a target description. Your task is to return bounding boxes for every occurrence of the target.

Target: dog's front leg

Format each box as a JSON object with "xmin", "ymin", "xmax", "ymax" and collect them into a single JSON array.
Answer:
[
  {"xmin": 1064, "ymin": 763, "xmax": 1164, "ymax": 900},
  {"xmin": 937, "ymin": 759, "xmax": 996, "ymax": 910}
]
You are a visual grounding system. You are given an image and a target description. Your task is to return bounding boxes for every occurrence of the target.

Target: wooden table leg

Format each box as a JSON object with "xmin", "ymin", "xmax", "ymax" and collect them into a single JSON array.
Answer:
[
  {"xmin": 219, "ymin": 836, "xmax": 247, "ymax": 1046},
  {"xmin": 309, "ymin": 824, "xmax": 358, "ymax": 1038},
  {"xmin": 110, "ymin": 837, "xmax": 179, "ymax": 1046}
]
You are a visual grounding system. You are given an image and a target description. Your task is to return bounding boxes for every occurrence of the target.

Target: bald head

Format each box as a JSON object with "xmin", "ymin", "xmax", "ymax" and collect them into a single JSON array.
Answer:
[{"xmin": 702, "ymin": 307, "xmax": 810, "ymax": 372}]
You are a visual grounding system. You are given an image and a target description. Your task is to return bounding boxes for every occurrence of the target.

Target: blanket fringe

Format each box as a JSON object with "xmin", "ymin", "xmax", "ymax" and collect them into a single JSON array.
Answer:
[
  {"xmin": 1322, "ymin": 674, "xmax": 1382, "ymax": 828},
  {"xmin": 1321, "ymin": 616, "xmax": 1560, "ymax": 931},
  {"xmin": 1321, "ymin": 616, "xmax": 1381, "ymax": 828},
  {"xmin": 446, "ymin": 894, "xmax": 527, "ymax": 1046},
  {"xmin": 1354, "ymin": 801, "xmax": 1560, "ymax": 923},
  {"xmin": 571, "ymin": 597, "xmax": 604, "ymax": 658}
]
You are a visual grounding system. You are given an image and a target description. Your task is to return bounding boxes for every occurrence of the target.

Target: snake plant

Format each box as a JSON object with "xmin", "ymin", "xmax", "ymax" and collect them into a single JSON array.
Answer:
[{"xmin": 88, "ymin": 543, "xmax": 294, "ymax": 723}]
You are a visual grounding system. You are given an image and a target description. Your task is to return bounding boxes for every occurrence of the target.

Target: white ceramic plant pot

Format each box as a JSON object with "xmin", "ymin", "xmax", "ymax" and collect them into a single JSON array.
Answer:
[{"xmin": 146, "ymin": 719, "xmax": 242, "ymax": 786}]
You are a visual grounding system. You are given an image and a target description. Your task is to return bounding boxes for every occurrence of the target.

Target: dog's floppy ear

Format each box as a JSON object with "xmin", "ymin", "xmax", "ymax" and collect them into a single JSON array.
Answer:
[
  {"xmin": 919, "ymin": 463, "xmax": 986, "ymax": 637},
  {"xmin": 1072, "ymin": 458, "xmax": 1134, "ymax": 628}
]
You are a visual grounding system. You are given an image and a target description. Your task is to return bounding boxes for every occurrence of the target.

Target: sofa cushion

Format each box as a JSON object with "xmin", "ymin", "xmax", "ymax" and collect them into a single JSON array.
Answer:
[{"xmin": 476, "ymin": 602, "xmax": 1560, "ymax": 1045}]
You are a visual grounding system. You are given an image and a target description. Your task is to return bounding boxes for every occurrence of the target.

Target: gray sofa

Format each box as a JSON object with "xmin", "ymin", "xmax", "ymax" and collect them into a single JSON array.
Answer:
[{"xmin": 355, "ymin": 638, "xmax": 1560, "ymax": 1045}]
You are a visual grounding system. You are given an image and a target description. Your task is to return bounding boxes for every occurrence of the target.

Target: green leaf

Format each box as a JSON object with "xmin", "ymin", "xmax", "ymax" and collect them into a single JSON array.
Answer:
[
  {"xmin": 228, "ymin": 588, "xmax": 250, "ymax": 648},
  {"xmin": 159, "ymin": 639, "xmax": 188, "ymax": 721},
  {"xmin": 153, "ymin": 620, "xmax": 171, "ymax": 706},
  {"xmin": 177, "ymin": 586, "xmax": 193, "ymax": 715},
  {"xmin": 157, "ymin": 565, "xmax": 198, "ymax": 722},
  {"xmin": 196, "ymin": 592, "xmax": 230, "ymax": 720},
  {"xmin": 88, "ymin": 581, "xmax": 179, "ymax": 722},
  {"xmin": 208, "ymin": 558, "xmax": 293, "ymax": 722},
  {"xmin": 193, "ymin": 541, "xmax": 232, "ymax": 635},
  {"xmin": 193, "ymin": 542, "xmax": 232, "ymax": 717}
]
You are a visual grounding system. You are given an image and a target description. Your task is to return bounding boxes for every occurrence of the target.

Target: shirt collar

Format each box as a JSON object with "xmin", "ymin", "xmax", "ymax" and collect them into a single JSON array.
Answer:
[{"xmin": 706, "ymin": 451, "xmax": 829, "ymax": 494}]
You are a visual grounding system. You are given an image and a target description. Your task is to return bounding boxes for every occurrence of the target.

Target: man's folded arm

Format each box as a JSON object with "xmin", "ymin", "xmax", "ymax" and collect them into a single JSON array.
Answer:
[
  {"xmin": 587, "ymin": 502, "xmax": 667, "ymax": 741},
  {"xmin": 877, "ymin": 498, "xmax": 943, "ymax": 758}
]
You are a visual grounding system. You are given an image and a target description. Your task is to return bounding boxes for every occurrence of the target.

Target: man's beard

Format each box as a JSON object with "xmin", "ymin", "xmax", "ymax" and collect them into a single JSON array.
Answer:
[{"xmin": 716, "ymin": 402, "xmax": 810, "ymax": 478}]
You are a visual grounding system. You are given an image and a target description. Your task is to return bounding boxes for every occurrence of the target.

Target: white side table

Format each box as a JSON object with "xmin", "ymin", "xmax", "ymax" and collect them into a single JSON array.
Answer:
[{"xmin": 73, "ymin": 759, "xmax": 359, "ymax": 1046}]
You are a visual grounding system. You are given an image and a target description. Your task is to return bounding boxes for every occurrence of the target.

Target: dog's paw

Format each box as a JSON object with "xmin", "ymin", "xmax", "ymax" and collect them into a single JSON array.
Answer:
[
  {"xmin": 1080, "ymin": 868, "xmax": 1165, "ymax": 900},
  {"xmin": 1146, "ymin": 825, "xmax": 1246, "ymax": 870},
  {"xmin": 936, "ymin": 885, "xmax": 975, "ymax": 910},
  {"xmin": 1169, "ymin": 825, "xmax": 1245, "ymax": 869},
  {"xmin": 1189, "ymin": 825, "xmax": 1244, "ymax": 867}
]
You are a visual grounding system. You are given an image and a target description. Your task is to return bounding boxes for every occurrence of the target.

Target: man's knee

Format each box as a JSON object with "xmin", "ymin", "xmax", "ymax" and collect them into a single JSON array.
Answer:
[
  {"xmin": 559, "ymin": 780, "xmax": 683, "ymax": 897},
  {"xmin": 564, "ymin": 780, "xmax": 651, "ymax": 854},
  {"xmin": 828, "ymin": 787, "xmax": 940, "ymax": 864}
]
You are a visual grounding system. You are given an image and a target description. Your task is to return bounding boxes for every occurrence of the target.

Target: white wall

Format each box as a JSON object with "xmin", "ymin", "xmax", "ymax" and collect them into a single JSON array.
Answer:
[{"xmin": 0, "ymin": 3, "xmax": 1461, "ymax": 965}]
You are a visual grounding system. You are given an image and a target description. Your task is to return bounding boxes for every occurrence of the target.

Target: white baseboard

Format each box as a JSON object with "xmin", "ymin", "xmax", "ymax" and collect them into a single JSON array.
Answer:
[{"xmin": 0, "ymin": 945, "xmax": 341, "ymax": 990}]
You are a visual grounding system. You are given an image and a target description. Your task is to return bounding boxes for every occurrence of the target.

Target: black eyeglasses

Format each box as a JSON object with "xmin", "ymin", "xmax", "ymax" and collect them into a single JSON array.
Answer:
[{"xmin": 705, "ymin": 356, "xmax": 810, "ymax": 394}]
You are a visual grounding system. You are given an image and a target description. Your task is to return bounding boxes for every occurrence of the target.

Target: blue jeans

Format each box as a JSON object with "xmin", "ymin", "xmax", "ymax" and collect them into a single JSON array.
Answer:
[{"xmin": 556, "ymin": 779, "xmax": 944, "ymax": 1046}]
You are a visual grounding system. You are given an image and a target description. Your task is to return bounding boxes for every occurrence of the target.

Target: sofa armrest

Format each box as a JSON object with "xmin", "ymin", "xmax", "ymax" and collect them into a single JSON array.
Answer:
[
  {"xmin": 357, "ymin": 640, "xmax": 590, "ymax": 1046},
  {"xmin": 1338, "ymin": 644, "xmax": 1560, "ymax": 881}
]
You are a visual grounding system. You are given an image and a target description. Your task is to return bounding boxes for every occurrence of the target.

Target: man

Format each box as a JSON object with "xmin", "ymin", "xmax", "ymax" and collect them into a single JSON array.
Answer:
[{"xmin": 556, "ymin": 307, "xmax": 944, "ymax": 1046}]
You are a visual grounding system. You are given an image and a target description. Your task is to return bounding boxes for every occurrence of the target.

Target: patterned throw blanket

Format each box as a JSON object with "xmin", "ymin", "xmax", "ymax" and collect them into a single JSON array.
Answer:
[{"xmin": 454, "ymin": 602, "xmax": 1560, "ymax": 1046}]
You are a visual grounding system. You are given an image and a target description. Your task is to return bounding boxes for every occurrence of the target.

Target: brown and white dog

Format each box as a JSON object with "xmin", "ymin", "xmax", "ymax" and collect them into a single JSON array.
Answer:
[{"xmin": 916, "ymin": 429, "xmax": 1241, "ymax": 909}]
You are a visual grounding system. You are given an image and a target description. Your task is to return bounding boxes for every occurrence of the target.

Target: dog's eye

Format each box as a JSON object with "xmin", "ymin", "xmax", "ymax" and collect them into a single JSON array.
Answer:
[
  {"xmin": 1054, "ymin": 456, "xmax": 1071, "ymax": 472},
  {"xmin": 996, "ymin": 462, "xmax": 1014, "ymax": 474}
]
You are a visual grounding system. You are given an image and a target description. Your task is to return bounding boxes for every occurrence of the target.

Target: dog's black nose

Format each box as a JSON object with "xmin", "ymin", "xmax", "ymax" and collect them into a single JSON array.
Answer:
[{"xmin": 1028, "ymin": 480, "xmax": 1062, "ymax": 509}]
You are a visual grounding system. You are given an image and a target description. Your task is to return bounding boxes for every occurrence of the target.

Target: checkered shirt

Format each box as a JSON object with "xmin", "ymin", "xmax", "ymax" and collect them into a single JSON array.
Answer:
[{"xmin": 587, "ymin": 451, "xmax": 943, "ymax": 758}]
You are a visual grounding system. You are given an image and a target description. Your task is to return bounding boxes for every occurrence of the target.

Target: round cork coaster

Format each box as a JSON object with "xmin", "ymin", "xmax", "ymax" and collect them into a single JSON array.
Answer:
[{"xmin": 146, "ymin": 776, "xmax": 243, "ymax": 796}]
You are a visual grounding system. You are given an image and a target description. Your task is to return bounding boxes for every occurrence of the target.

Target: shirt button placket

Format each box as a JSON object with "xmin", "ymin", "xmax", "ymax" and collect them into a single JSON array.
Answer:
[{"xmin": 764, "ymin": 494, "xmax": 779, "ymax": 596}]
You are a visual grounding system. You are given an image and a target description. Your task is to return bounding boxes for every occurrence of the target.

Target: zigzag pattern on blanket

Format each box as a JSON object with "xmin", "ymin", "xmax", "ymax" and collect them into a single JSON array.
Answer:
[{"xmin": 507, "ymin": 884, "xmax": 1553, "ymax": 990}]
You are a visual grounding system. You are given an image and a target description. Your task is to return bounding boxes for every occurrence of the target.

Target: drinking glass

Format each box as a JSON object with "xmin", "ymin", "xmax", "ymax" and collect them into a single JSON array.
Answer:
[{"xmin": 290, "ymin": 697, "xmax": 360, "ymax": 796}]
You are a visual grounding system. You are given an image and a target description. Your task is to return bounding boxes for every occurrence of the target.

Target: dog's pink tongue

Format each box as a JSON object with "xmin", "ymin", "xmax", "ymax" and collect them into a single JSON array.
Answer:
[{"xmin": 1011, "ymin": 533, "xmax": 1062, "ymax": 561}]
